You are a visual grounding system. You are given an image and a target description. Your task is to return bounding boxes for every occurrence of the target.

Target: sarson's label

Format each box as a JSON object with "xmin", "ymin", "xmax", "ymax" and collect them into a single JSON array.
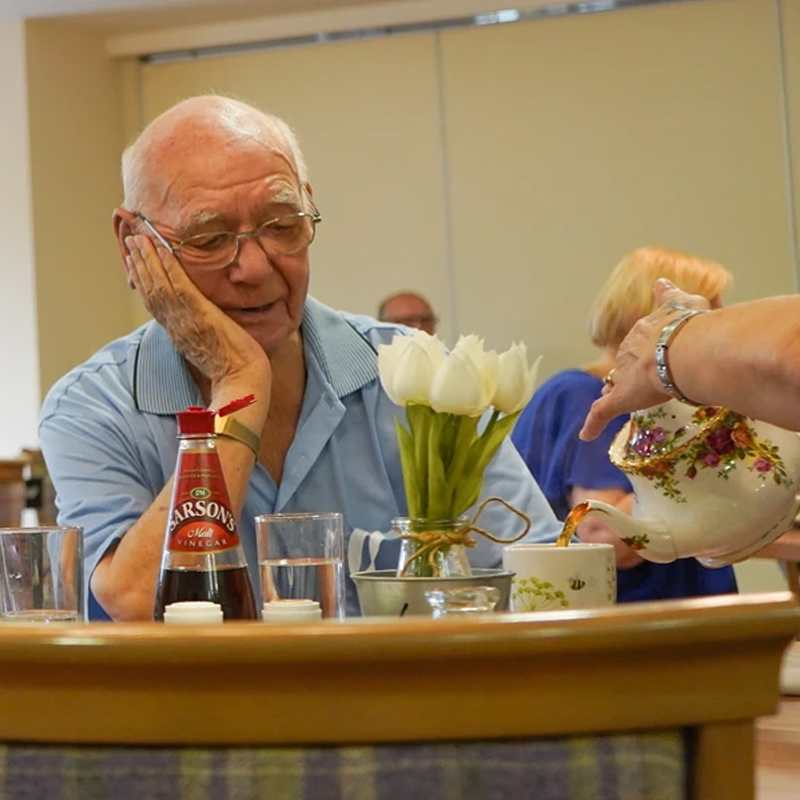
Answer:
[{"xmin": 168, "ymin": 451, "xmax": 241, "ymax": 553}]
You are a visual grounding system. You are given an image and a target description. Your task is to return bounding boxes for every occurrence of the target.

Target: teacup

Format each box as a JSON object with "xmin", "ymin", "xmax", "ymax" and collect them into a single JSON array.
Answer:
[{"xmin": 502, "ymin": 543, "xmax": 616, "ymax": 612}]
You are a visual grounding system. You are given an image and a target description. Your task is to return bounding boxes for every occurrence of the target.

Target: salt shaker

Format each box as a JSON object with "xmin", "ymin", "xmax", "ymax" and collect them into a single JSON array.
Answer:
[
  {"xmin": 163, "ymin": 601, "xmax": 224, "ymax": 624},
  {"xmin": 262, "ymin": 599, "xmax": 323, "ymax": 623}
]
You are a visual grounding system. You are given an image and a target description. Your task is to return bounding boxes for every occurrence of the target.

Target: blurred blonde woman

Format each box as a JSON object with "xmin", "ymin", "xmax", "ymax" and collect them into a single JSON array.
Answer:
[{"xmin": 512, "ymin": 246, "xmax": 737, "ymax": 602}]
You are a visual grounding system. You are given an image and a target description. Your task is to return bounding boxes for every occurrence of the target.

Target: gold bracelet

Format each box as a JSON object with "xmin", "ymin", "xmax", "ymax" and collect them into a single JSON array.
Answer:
[{"xmin": 214, "ymin": 415, "xmax": 260, "ymax": 458}]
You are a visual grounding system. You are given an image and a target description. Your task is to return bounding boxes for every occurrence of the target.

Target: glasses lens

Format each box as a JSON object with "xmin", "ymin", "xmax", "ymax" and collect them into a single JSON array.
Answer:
[
  {"xmin": 389, "ymin": 315, "xmax": 437, "ymax": 328},
  {"xmin": 258, "ymin": 214, "xmax": 316, "ymax": 255},
  {"xmin": 178, "ymin": 232, "xmax": 238, "ymax": 270}
]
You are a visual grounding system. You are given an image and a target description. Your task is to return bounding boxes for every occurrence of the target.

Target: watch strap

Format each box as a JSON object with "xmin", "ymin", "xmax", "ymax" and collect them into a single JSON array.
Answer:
[{"xmin": 214, "ymin": 415, "xmax": 260, "ymax": 458}]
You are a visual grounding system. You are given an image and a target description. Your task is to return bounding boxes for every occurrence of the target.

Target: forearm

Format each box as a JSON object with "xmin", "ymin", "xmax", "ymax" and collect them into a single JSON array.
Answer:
[
  {"xmin": 91, "ymin": 388, "xmax": 268, "ymax": 621},
  {"xmin": 665, "ymin": 296, "xmax": 800, "ymax": 429}
]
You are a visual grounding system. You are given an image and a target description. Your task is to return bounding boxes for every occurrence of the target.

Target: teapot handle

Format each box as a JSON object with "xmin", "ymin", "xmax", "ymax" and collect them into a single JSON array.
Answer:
[{"xmin": 581, "ymin": 500, "xmax": 677, "ymax": 564}]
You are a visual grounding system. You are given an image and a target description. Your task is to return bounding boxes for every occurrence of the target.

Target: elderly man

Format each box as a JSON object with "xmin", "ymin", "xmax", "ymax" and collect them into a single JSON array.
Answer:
[
  {"xmin": 39, "ymin": 96, "xmax": 560, "ymax": 621},
  {"xmin": 378, "ymin": 291, "xmax": 438, "ymax": 335}
]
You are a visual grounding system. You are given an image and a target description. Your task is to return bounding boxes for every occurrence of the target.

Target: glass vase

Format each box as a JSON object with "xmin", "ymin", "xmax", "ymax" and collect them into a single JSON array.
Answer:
[{"xmin": 394, "ymin": 516, "xmax": 473, "ymax": 579}]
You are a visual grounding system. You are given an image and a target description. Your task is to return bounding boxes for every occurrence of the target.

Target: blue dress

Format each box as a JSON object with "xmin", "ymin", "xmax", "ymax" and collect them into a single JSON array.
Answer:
[{"xmin": 511, "ymin": 369, "xmax": 737, "ymax": 602}]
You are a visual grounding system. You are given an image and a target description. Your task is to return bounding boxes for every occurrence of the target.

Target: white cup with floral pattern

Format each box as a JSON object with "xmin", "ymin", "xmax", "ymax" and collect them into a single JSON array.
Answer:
[{"xmin": 502, "ymin": 543, "xmax": 616, "ymax": 612}]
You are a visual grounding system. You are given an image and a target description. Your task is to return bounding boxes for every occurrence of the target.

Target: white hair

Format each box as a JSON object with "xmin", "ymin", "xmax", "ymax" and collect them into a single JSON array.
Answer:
[{"xmin": 121, "ymin": 97, "xmax": 309, "ymax": 212}]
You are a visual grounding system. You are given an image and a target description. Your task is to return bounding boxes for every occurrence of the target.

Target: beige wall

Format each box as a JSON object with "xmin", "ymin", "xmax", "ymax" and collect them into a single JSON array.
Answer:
[
  {"xmin": 25, "ymin": 19, "xmax": 131, "ymax": 395},
  {"xmin": 132, "ymin": 32, "xmax": 451, "ymax": 334},
  {"xmin": 0, "ymin": 20, "xmax": 39, "ymax": 457},
  {"xmin": 782, "ymin": 0, "xmax": 800, "ymax": 281},
  {"xmin": 131, "ymin": 0, "xmax": 798, "ymax": 370},
  {"xmin": 442, "ymin": 0, "xmax": 795, "ymax": 364}
]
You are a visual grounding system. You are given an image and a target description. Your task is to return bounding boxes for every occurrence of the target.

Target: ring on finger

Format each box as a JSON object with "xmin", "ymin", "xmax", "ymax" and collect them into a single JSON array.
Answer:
[{"xmin": 602, "ymin": 369, "xmax": 615, "ymax": 387}]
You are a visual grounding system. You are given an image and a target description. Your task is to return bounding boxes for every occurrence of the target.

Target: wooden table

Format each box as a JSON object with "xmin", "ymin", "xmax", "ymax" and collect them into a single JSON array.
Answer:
[{"xmin": 0, "ymin": 592, "xmax": 796, "ymax": 799}]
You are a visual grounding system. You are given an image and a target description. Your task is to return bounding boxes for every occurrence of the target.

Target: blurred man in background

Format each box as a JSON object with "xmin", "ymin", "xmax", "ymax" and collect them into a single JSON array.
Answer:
[{"xmin": 378, "ymin": 290, "xmax": 438, "ymax": 335}]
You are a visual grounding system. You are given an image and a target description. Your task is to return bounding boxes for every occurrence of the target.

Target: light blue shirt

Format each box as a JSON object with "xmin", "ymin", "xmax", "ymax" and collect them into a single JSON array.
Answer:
[{"xmin": 39, "ymin": 297, "xmax": 560, "ymax": 619}]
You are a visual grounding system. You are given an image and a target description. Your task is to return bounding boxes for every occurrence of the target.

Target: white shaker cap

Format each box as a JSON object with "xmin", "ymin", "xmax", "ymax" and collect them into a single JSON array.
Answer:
[
  {"xmin": 262, "ymin": 599, "xmax": 323, "ymax": 622},
  {"xmin": 163, "ymin": 601, "xmax": 224, "ymax": 624}
]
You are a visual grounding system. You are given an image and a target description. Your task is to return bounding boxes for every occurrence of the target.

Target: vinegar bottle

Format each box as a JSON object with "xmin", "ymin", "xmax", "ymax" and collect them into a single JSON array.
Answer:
[{"xmin": 154, "ymin": 400, "xmax": 259, "ymax": 621}]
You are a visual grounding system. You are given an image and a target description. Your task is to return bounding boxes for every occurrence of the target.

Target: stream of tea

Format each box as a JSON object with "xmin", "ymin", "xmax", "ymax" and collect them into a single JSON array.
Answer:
[{"xmin": 555, "ymin": 501, "xmax": 590, "ymax": 547}]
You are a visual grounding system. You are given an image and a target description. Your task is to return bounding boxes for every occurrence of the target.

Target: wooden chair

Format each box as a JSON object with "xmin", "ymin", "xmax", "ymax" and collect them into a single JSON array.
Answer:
[
  {"xmin": 753, "ymin": 530, "xmax": 800, "ymax": 595},
  {"xmin": 0, "ymin": 591, "xmax": 795, "ymax": 799},
  {"xmin": 0, "ymin": 459, "xmax": 25, "ymax": 527}
]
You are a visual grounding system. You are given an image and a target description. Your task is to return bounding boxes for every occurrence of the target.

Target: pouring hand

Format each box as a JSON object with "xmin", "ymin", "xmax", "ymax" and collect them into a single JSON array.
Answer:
[
  {"xmin": 580, "ymin": 279, "xmax": 710, "ymax": 441},
  {"xmin": 124, "ymin": 234, "xmax": 271, "ymax": 393}
]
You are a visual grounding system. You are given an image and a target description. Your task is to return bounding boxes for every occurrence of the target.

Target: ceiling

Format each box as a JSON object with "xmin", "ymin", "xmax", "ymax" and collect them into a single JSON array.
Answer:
[{"xmin": 0, "ymin": 0, "xmax": 400, "ymax": 35}]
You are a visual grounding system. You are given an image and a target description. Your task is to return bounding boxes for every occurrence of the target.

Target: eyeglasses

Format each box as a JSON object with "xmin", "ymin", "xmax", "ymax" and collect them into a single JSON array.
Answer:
[
  {"xmin": 385, "ymin": 314, "xmax": 438, "ymax": 329},
  {"xmin": 134, "ymin": 200, "xmax": 322, "ymax": 272}
]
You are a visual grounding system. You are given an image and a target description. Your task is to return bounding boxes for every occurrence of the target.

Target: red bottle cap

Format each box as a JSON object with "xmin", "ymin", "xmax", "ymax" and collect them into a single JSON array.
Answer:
[{"xmin": 176, "ymin": 406, "xmax": 215, "ymax": 436}]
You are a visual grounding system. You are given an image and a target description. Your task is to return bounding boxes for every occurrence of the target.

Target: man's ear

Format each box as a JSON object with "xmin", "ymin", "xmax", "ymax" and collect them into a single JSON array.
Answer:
[{"xmin": 113, "ymin": 207, "xmax": 137, "ymax": 289}]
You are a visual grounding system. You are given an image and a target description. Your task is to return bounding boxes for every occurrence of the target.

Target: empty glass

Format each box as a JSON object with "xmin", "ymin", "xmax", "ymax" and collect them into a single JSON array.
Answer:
[{"xmin": 0, "ymin": 526, "xmax": 84, "ymax": 622}]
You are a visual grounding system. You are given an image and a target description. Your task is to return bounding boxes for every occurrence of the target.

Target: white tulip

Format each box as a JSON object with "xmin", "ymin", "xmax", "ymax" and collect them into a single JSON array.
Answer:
[
  {"xmin": 409, "ymin": 328, "xmax": 448, "ymax": 367},
  {"xmin": 493, "ymin": 344, "xmax": 542, "ymax": 414},
  {"xmin": 453, "ymin": 334, "xmax": 499, "ymax": 406},
  {"xmin": 429, "ymin": 351, "xmax": 482, "ymax": 415},
  {"xmin": 378, "ymin": 330, "xmax": 446, "ymax": 407},
  {"xmin": 429, "ymin": 335, "xmax": 499, "ymax": 416}
]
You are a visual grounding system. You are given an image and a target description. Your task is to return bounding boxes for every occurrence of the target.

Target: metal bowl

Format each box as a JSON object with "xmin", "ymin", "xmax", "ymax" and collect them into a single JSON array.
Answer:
[{"xmin": 351, "ymin": 568, "xmax": 514, "ymax": 617}]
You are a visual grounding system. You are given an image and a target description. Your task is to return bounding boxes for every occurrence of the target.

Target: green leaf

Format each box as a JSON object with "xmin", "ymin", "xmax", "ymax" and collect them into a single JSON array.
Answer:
[
  {"xmin": 472, "ymin": 411, "xmax": 520, "ymax": 476},
  {"xmin": 406, "ymin": 404, "xmax": 432, "ymax": 516},
  {"xmin": 427, "ymin": 412, "xmax": 450, "ymax": 519},
  {"xmin": 452, "ymin": 474, "xmax": 483, "ymax": 516},
  {"xmin": 395, "ymin": 417, "xmax": 421, "ymax": 517},
  {"xmin": 453, "ymin": 411, "xmax": 521, "ymax": 512},
  {"xmin": 438, "ymin": 412, "xmax": 461, "ymax": 474},
  {"xmin": 445, "ymin": 415, "xmax": 481, "ymax": 512},
  {"xmin": 396, "ymin": 403, "xmax": 523, "ymax": 522},
  {"xmin": 460, "ymin": 410, "xmax": 500, "ymax": 477}
]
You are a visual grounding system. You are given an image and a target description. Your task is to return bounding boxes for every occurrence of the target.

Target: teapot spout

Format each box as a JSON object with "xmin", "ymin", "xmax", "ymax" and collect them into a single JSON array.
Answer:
[{"xmin": 581, "ymin": 500, "xmax": 678, "ymax": 564}]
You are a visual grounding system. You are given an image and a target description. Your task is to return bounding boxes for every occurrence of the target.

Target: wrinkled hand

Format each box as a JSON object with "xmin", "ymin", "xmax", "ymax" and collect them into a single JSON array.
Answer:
[
  {"xmin": 580, "ymin": 279, "xmax": 710, "ymax": 441},
  {"xmin": 125, "ymin": 235, "xmax": 269, "ymax": 386}
]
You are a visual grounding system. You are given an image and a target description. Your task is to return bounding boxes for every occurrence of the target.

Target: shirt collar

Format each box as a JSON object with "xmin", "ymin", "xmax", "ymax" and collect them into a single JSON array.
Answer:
[
  {"xmin": 134, "ymin": 296, "xmax": 379, "ymax": 415},
  {"xmin": 301, "ymin": 296, "xmax": 378, "ymax": 397},
  {"xmin": 133, "ymin": 322, "xmax": 202, "ymax": 414}
]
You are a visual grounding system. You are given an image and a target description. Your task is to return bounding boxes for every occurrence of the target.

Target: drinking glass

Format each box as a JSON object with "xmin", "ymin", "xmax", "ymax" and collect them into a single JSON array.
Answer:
[
  {"xmin": 424, "ymin": 586, "xmax": 500, "ymax": 618},
  {"xmin": 0, "ymin": 526, "xmax": 84, "ymax": 622},
  {"xmin": 255, "ymin": 512, "xmax": 344, "ymax": 619}
]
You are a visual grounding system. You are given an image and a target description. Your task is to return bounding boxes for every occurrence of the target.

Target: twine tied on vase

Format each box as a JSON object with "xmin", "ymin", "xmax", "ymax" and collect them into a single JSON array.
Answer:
[{"xmin": 398, "ymin": 496, "xmax": 531, "ymax": 577}]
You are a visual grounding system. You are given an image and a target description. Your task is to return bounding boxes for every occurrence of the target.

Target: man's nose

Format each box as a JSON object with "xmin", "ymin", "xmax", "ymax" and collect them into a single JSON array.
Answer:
[{"xmin": 227, "ymin": 234, "xmax": 273, "ymax": 283}]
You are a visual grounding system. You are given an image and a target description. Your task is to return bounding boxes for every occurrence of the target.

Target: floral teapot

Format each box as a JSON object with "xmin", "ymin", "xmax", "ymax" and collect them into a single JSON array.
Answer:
[{"xmin": 581, "ymin": 400, "xmax": 800, "ymax": 567}]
